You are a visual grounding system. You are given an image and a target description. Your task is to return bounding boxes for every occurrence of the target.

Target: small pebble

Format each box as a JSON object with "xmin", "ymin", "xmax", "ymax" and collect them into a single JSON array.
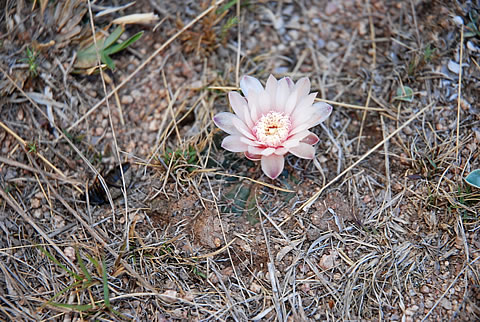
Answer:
[
  {"xmin": 17, "ymin": 109, "xmax": 24, "ymax": 121},
  {"xmin": 30, "ymin": 198, "xmax": 41, "ymax": 209},
  {"xmin": 250, "ymin": 282, "xmax": 261, "ymax": 293},
  {"xmin": 424, "ymin": 299, "xmax": 433, "ymax": 309},
  {"xmin": 440, "ymin": 298, "xmax": 452, "ymax": 310},
  {"xmin": 64, "ymin": 247, "xmax": 75, "ymax": 262},
  {"xmin": 33, "ymin": 209, "xmax": 42, "ymax": 218},
  {"xmin": 131, "ymin": 89, "xmax": 142, "ymax": 99},
  {"xmin": 420, "ymin": 285, "xmax": 430, "ymax": 294},
  {"xmin": 159, "ymin": 290, "xmax": 178, "ymax": 304},
  {"xmin": 325, "ymin": 2, "xmax": 339, "ymax": 15},
  {"xmin": 121, "ymin": 95, "xmax": 133, "ymax": 104},
  {"xmin": 327, "ymin": 41, "xmax": 340, "ymax": 51}
]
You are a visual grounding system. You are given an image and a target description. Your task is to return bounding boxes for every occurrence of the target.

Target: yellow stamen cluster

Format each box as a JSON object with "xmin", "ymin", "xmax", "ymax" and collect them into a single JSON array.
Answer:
[{"xmin": 254, "ymin": 111, "xmax": 291, "ymax": 147}]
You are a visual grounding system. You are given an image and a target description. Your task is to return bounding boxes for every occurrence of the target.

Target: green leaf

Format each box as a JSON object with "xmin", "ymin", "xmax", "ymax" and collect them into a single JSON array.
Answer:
[
  {"xmin": 101, "ymin": 51, "xmax": 115, "ymax": 70},
  {"xmin": 465, "ymin": 22, "xmax": 480, "ymax": 37},
  {"xmin": 102, "ymin": 257, "xmax": 111, "ymax": 308},
  {"xmin": 103, "ymin": 26, "xmax": 124, "ymax": 49},
  {"xmin": 469, "ymin": 9, "xmax": 479, "ymax": 24},
  {"xmin": 76, "ymin": 248, "xmax": 92, "ymax": 283},
  {"xmin": 193, "ymin": 266, "xmax": 206, "ymax": 279},
  {"xmin": 221, "ymin": 16, "xmax": 238, "ymax": 39},
  {"xmin": 216, "ymin": 0, "xmax": 237, "ymax": 14},
  {"xmin": 394, "ymin": 86, "xmax": 414, "ymax": 102},
  {"xmin": 49, "ymin": 302, "xmax": 93, "ymax": 312},
  {"xmin": 43, "ymin": 280, "xmax": 83, "ymax": 308},
  {"xmin": 103, "ymin": 31, "xmax": 143, "ymax": 56},
  {"xmin": 75, "ymin": 38, "xmax": 106, "ymax": 69},
  {"xmin": 465, "ymin": 169, "xmax": 480, "ymax": 188},
  {"xmin": 423, "ymin": 44, "xmax": 435, "ymax": 62}
]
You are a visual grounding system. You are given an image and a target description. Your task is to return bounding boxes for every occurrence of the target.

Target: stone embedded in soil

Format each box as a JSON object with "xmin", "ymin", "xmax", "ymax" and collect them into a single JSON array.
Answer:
[
  {"xmin": 159, "ymin": 290, "xmax": 178, "ymax": 304},
  {"xmin": 64, "ymin": 246, "xmax": 75, "ymax": 262},
  {"xmin": 325, "ymin": 2, "xmax": 339, "ymax": 15},
  {"xmin": 148, "ymin": 120, "xmax": 159, "ymax": 132},
  {"xmin": 319, "ymin": 251, "xmax": 338, "ymax": 270},
  {"xmin": 326, "ymin": 41, "xmax": 340, "ymax": 51},
  {"xmin": 121, "ymin": 95, "xmax": 134, "ymax": 105},
  {"xmin": 131, "ymin": 89, "xmax": 142, "ymax": 99},
  {"xmin": 420, "ymin": 285, "xmax": 430, "ymax": 294},
  {"xmin": 250, "ymin": 282, "xmax": 262, "ymax": 293},
  {"xmin": 440, "ymin": 298, "xmax": 452, "ymax": 310},
  {"xmin": 30, "ymin": 198, "xmax": 41, "ymax": 209},
  {"xmin": 33, "ymin": 209, "xmax": 42, "ymax": 218}
]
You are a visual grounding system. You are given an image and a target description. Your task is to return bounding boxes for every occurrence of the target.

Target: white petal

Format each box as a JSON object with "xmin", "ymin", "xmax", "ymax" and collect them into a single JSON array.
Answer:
[
  {"xmin": 231, "ymin": 117, "xmax": 256, "ymax": 140},
  {"xmin": 229, "ymin": 92, "xmax": 252, "ymax": 127},
  {"xmin": 274, "ymin": 147, "xmax": 288, "ymax": 155},
  {"xmin": 283, "ymin": 90, "xmax": 298, "ymax": 115},
  {"xmin": 248, "ymin": 146, "xmax": 264, "ymax": 155},
  {"xmin": 289, "ymin": 143, "xmax": 316, "ymax": 159},
  {"xmin": 283, "ymin": 138, "xmax": 300, "ymax": 149},
  {"xmin": 289, "ymin": 122, "xmax": 310, "ymax": 136},
  {"xmin": 284, "ymin": 130, "xmax": 312, "ymax": 146},
  {"xmin": 288, "ymin": 92, "xmax": 317, "ymax": 116},
  {"xmin": 308, "ymin": 102, "xmax": 333, "ymax": 127},
  {"xmin": 289, "ymin": 94, "xmax": 318, "ymax": 123},
  {"xmin": 261, "ymin": 147, "xmax": 275, "ymax": 156},
  {"xmin": 294, "ymin": 77, "xmax": 311, "ymax": 98},
  {"xmin": 221, "ymin": 135, "xmax": 248, "ymax": 152},
  {"xmin": 285, "ymin": 77, "xmax": 294, "ymax": 89},
  {"xmin": 240, "ymin": 136, "xmax": 261, "ymax": 146},
  {"xmin": 247, "ymin": 91, "xmax": 261, "ymax": 122},
  {"xmin": 291, "ymin": 102, "xmax": 332, "ymax": 130},
  {"xmin": 213, "ymin": 112, "xmax": 240, "ymax": 135},
  {"xmin": 275, "ymin": 77, "xmax": 291, "ymax": 112},
  {"xmin": 248, "ymin": 146, "xmax": 274, "ymax": 156},
  {"xmin": 265, "ymin": 74, "xmax": 278, "ymax": 98},
  {"xmin": 240, "ymin": 75, "xmax": 263, "ymax": 97},
  {"xmin": 261, "ymin": 154, "xmax": 285, "ymax": 179},
  {"xmin": 283, "ymin": 129, "xmax": 318, "ymax": 149},
  {"xmin": 258, "ymin": 90, "xmax": 272, "ymax": 115},
  {"xmin": 243, "ymin": 107, "xmax": 254, "ymax": 129}
]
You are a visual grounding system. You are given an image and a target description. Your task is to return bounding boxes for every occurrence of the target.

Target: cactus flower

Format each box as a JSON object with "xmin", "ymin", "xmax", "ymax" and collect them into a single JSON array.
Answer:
[{"xmin": 214, "ymin": 75, "xmax": 332, "ymax": 179}]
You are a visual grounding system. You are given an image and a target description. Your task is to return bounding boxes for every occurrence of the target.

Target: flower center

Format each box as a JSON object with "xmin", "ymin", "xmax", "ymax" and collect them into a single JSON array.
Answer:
[{"xmin": 254, "ymin": 111, "xmax": 291, "ymax": 147}]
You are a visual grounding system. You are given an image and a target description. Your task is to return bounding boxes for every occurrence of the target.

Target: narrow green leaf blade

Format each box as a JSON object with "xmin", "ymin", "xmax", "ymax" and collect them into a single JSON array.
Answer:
[
  {"xmin": 104, "ymin": 26, "xmax": 124, "ymax": 49},
  {"xmin": 102, "ymin": 257, "xmax": 111, "ymax": 308},
  {"xmin": 216, "ymin": 0, "xmax": 237, "ymax": 14},
  {"xmin": 104, "ymin": 31, "xmax": 143, "ymax": 55},
  {"xmin": 49, "ymin": 302, "xmax": 93, "ymax": 312},
  {"xmin": 76, "ymin": 247, "xmax": 92, "ymax": 283},
  {"xmin": 101, "ymin": 52, "xmax": 116, "ymax": 70}
]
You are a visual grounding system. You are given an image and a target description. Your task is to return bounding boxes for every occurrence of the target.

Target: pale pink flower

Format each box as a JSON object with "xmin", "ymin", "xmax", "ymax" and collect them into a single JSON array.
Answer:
[{"xmin": 213, "ymin": 75, "xmax": 332, "ymax": 179}]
